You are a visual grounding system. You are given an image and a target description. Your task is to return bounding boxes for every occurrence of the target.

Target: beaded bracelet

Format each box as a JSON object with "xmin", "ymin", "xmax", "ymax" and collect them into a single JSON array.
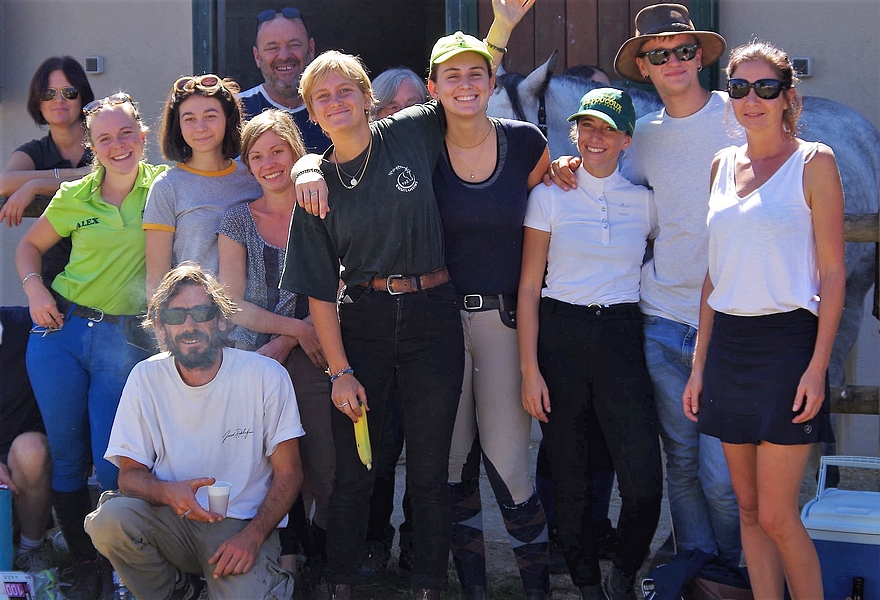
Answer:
[
  {"xmin": 296, "ymin": 168, "xmax": 324, "ymax": 180},
  {"xmin": 329, "ymin": 367, "xmax": 354, "ymax": 382},
  {"xmin": 484, "ymin": 39, "xmax": 508, "ymax": 54},
  {"xmin": 21, "ymin": 272, "xmax": 42, "ymax": 290}
]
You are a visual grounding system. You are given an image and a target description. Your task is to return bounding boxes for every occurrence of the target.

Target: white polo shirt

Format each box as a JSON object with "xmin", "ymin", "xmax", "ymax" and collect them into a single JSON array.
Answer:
[{"xmin": 524, "ymin": 166, "xmax": 657, "ymax": 306}]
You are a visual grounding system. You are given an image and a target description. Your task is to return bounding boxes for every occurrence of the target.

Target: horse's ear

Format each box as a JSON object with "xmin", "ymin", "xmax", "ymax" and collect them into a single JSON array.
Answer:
[{"xmin": 520, "ymin": 51, "xmax": 558, "ymax": 100}]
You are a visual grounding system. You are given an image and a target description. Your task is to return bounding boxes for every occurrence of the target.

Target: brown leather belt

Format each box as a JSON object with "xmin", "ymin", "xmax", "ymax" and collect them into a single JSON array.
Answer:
[{"xmin": 363, "ymin": 267, "xmax": 450, "ymax": 295}]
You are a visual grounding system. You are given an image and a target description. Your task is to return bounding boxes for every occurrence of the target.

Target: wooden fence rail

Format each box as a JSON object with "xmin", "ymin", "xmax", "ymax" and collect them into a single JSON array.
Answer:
[{"xmin": 3, "ymin": 197, "xmax": 879, "ymax": 417}]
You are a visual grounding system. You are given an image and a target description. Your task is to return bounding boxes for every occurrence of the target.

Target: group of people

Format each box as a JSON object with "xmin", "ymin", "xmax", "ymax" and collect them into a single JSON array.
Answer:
[{"xmin": 0, "ymin": 2, "xmax": 844, "ymax": 600}]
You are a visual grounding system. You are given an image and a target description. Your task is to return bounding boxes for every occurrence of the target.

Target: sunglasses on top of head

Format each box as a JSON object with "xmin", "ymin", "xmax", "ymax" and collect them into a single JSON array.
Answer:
[
  {"xmin": 159, "ymin": 304, "xmax": 219, "ymax": 325},
  {"xmin": 638, "ymin": 43, "xmax": 699, "ymax": 66},
  {"xmin": 83, "ymin": 93, "xmax": 134, "ymax": 117},
  {"xmin": 727, "ymin": 78, "xmax": 789, "ymax": 100},
  {"xmin": 257, "ymin": 7, "xmax": 303, "ymax": 23},
  {"xmin": 41, "ymin": 87, "xmax": 80, "ymax": 102}
]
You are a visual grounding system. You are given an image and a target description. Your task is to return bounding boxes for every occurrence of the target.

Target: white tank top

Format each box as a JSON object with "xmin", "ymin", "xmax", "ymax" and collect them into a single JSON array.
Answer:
[{"xmin": 707, "ymin": 142, "xmax": 820, "ymax": 316}]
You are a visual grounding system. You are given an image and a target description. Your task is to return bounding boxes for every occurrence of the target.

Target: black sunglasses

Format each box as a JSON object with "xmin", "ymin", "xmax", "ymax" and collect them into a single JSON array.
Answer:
[
  {"xmin": 257, "ymin": 7, "xmax": 304, "ymax": 24},
  {"xmin": 638, "ymin": 43, "xmax": 699, "ymax": 66},
  {"xmin": 41, "ymin": 87, "xmax": 79, "ymax": 102},
  {"xmin": 727, "ymin": 78, "xmax": 789, "ymax": 100},
  {"xmin": 160, "ymin": 304, "xmax": 219, "ymax": 325}
]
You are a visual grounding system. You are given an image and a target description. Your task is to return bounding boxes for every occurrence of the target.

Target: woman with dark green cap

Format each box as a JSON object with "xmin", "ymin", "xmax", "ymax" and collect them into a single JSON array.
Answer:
[{"xmin": 518, "ymin": 87, "xmax": 663, "ymax": 600}]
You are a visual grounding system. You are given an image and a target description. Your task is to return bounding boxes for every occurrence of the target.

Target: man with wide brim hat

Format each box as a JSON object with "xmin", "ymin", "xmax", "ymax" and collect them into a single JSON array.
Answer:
[
  {"xmin": 612, "ymin": 2, "xmax": 744, "ymax": 586},
  {"xmin": 614, "ymin": 3, "xmax": 725, "ymax": 83}
]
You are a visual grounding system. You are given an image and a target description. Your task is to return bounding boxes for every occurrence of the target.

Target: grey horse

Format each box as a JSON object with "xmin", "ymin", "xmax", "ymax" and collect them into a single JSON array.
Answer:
[{"xmin": 487, "ymin": 53, "xmax": 880, "ymax": 387}]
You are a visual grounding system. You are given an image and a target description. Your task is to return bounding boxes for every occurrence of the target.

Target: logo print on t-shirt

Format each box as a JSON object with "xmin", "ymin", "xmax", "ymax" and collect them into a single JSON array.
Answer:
[
  {"xmin": 389, "ymin": 165, "xmax": 418, "ymax": 193},
  {"xmin": 75, "ymin": 217, "xmax": 100, "ymax": 229}
]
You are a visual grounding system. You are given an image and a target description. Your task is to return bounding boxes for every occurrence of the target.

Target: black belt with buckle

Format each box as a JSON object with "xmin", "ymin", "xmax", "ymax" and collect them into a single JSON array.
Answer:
[
  {"xmin": 459, "ymin": 293, "xmax": 517, "ymax": 312},
  {"xmin": 540, "ymin": 297, "xmax": 640, "ymax": 318},
  {"xmin": 54, "ymin": 293, "xmax": 125, "ymax": 325}
]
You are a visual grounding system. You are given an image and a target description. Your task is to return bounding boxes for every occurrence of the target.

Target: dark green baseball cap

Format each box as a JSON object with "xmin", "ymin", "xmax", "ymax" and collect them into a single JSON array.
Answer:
[{"xmin": 567, "ymin": 87, "xmax": 637, "ymax": 135}]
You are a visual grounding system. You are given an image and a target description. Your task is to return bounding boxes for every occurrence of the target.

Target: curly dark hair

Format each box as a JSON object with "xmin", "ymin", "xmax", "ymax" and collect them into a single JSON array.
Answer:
[
  {"xmin": 158, "ymin": 75, "xmax": 244, "ymax": 163},
  {"xmin": 26, "ymin": 56, "xmax": 95, "ymax": 127}
]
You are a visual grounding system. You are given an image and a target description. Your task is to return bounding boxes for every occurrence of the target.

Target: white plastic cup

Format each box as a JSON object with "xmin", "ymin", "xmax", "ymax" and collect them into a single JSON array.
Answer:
[{"xmin": 207, "ymin": 481, "xmax": 232, "ymax": 517}]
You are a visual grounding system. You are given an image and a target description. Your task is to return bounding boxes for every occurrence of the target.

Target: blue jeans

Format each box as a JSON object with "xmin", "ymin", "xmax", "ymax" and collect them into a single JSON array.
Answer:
[
  {"xmin": 642, "ymin": 314, "xmax": 741, "ymax": 567},
  {"xmin": 26, "ymin": 313, "xmax": 151, "ymax": 493},
  {"xmin": 327, "ymin": 282, "xmax": 464, "ymax": 590}
]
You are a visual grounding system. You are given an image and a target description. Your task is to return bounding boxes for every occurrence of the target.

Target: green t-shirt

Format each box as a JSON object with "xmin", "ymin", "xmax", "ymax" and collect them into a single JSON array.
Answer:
[
  {"xmin": 281, "ymin": 102, "xmax": 446, "ymax": 303},
  {"xmin": 46, "ymin": 162, "xmax": 170, "ymax": 315}
]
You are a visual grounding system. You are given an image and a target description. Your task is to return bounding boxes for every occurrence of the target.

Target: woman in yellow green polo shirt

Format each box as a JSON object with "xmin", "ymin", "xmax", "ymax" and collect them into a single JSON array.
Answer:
[{"xmin": 15, "ymin": 93, "xmax": 167, "ymax": 599}]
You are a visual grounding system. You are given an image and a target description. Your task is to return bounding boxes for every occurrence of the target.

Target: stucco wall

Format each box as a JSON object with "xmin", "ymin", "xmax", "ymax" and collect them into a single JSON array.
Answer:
[
  {"xmin": 0, "ymin": 0, "xmax": 192, "ymax": 305},
  {"xmin": 719, "ymin": 0, "xmax": 880, "ymax": 131}
]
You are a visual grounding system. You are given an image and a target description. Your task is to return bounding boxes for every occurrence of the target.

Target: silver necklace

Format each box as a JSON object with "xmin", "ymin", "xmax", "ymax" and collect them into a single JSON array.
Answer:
[{"xmin": 335, "ymin": 137, "xmax": 373, "ymax": 189}]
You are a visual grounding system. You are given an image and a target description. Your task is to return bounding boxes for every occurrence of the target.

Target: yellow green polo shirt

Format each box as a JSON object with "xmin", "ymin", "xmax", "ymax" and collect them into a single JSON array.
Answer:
[{"xmin": 46, "ymin": 162, "xmax": 169, "ymax": 315}]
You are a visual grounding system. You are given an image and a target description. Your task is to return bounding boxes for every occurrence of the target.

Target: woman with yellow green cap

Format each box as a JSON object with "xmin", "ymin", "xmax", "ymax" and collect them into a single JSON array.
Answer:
[{"xmin": 284, "ymin": 3, "xmax": 536, "ymax": 597}]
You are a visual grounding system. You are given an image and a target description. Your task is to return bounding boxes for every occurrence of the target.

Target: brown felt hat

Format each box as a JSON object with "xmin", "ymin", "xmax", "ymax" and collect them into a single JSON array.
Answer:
[{"xmin": 614, "ymin": 3, "xmax": 726, "ymax": 83}]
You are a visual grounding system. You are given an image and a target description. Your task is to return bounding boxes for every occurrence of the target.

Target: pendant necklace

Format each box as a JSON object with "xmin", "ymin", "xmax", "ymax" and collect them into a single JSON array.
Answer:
[
  {"xmin": 336, "ymin": 136, "xmax": 373, "ymax": 189},
  {"xmin": 447, "ymin": 121, "xmax": 494, "ymax": 180}
]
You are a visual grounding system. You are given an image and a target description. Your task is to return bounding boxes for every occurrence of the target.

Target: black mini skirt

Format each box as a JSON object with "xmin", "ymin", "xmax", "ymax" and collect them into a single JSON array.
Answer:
[{"xmin": 700, "ymin": 309, "xmax": 835, "ymax": 445}]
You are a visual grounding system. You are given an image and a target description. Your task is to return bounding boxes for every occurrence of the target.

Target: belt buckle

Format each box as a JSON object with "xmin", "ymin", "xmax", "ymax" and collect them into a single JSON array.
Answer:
[
  {"xmin": 88, "ymin": 307, "xmax": 104, "ymax": 323},
  {"xmin": 463, "ymin": 294, "xmax": 483, "ymax": 310},
  {"xmin": 385, "ymin": 274, "xmax": 405, "ymax": 295}
]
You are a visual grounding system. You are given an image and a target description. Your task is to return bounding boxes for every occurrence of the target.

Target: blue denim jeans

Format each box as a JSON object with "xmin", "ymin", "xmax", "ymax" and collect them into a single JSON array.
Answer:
[
  {"xmin": 327, "ymin": 282, "xmax": 464, "ymax": 590},
  {"xmin": 642, "ymin": 314, "xmax": 741, "ymax": 567},
  {"xmin": 26, "ymin": 313, "xmax": 151, "ymax": 493}
]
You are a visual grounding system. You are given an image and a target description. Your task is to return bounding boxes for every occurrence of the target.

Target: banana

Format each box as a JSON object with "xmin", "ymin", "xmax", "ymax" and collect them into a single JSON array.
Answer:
[{"xmin": 353, "ymin": 402, "xmax": 372, "ymax": 470}]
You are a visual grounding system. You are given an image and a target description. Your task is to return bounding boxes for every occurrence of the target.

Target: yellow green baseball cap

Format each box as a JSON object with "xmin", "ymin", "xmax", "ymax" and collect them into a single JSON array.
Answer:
[{"xmin": 430, "ymin": 31, "xmax": 494, "ymax": 66}]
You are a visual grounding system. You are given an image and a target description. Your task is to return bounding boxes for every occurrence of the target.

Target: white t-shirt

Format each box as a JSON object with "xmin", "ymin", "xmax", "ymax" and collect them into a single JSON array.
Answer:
[
  {"xmin": 621, "ymin": 91, "xmax": 743, "ymax": 327},
  {"xmin": 106, "ymin": 348, "xmax": 305, "ymax": 522},
  {"xmin": 707, "ymin": 143, "xmax": 820, "ymax": 316},
  {"xmin": 524, "ymin": 166, "xmax": 657, "ymax": 306},
  {"xmin": 142, "ymin": 160, "xmax": 261, "ymax": 276}
]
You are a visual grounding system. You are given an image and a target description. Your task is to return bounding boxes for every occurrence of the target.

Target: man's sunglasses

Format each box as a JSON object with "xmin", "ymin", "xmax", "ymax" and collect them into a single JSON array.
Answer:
[
  {"xmin": 638, "ymin": 43, "xmax": 699, "ymax": 66},
  {"xmin": 257, "ymin": 7, "xmax": 304, "ymax": 24},
  {"xmin": 727, "ymin": 78, "xmax": 789, "ymax": 100},
  {"xmin": 41, "ymin": 87, "xmax": 80, "ymax": 102},
  {"xmin": 160, "ymin": 305, "xmax": 219, "ymax": 325},
  {"xmin": 83, "ymin": 93, "xmax": 133, "ymax": 117}
]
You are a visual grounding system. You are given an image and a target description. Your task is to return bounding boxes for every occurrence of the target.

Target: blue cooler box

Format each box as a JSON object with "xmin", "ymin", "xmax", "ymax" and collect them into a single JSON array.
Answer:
[{"xmin": 801, "ymin": 456, "xmax": 880, "ymax": 600}]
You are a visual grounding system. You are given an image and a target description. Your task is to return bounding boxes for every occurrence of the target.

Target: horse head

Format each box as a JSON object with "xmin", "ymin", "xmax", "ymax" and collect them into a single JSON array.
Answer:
[{"xmin": 488, "ymin": 53, "xmax": 663, "ymax": 158}]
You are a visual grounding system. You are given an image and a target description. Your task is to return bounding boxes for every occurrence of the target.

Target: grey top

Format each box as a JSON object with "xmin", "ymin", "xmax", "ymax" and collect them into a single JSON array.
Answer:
[{"xmin": 218, "ymin": 201, "xmax": 299, "ymax": 347}]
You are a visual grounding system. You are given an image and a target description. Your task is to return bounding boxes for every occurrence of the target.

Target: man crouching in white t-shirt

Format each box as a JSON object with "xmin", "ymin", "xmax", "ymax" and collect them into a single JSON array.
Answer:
[{"xmin": 86, "ymin": 262, "xmax": 304, "ymax": 600}]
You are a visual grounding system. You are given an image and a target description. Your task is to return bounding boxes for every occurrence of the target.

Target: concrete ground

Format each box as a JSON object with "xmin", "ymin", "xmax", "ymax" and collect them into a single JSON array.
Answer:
[{"xmin": 354, "ymin": 429, "xmax": 879, "ymax": 600}]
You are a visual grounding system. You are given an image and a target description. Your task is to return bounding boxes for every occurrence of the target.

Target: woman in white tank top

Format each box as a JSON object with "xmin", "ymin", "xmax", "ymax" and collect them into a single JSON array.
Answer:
[{"xmin": 683, "ymin": 41, "xmax": 844, "ymax": 599}]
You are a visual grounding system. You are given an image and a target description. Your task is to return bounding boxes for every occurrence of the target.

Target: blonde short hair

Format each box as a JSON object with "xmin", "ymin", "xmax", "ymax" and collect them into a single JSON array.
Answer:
[
  {"xmin": 299, "ymin": 50, "xmax": 374, "ymax": 120},
  {"xmin": 240, "ymin": 109, "xmax": 306, "ymax": 173}
]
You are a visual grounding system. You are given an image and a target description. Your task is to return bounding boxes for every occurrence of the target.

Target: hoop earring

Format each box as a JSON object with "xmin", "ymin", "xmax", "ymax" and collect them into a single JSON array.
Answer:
[{"xmin": 697, "ymin": 65, "xmax": 703, "ymax": 72}]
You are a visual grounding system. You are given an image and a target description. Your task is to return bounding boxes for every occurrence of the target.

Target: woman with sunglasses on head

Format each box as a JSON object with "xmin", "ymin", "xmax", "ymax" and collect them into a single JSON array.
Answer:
[
  {"xmin": 15, "ymin": 93, "xmax": 168, "ymax": 599},
  {"xmin": 683, "ymin": 41, "xmax": 844, "ymax": 600},
  {"xmin": 0, "ymin": 56, "xmax": 95, "ymax": 286},
  {"xmin": 144, "ymin": 74, "xmax": 261, "ymax": 297},
  {"xmin": 217, "ymin": 109, "xmax": 333, "ymax": 588}
]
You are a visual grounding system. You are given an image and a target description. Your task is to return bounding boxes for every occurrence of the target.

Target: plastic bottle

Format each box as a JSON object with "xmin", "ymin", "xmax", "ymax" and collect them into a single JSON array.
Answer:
[
  {"xmin": 852, "ymin": 576, "xmax": 865, "ymax": 600},
  {"xmin": 0, "ymin": 486, "xmax": 13, "ymax": 571},
  {"xmin": 112, "ymin": 570, "xmax": 133, "ymax": 599}
]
